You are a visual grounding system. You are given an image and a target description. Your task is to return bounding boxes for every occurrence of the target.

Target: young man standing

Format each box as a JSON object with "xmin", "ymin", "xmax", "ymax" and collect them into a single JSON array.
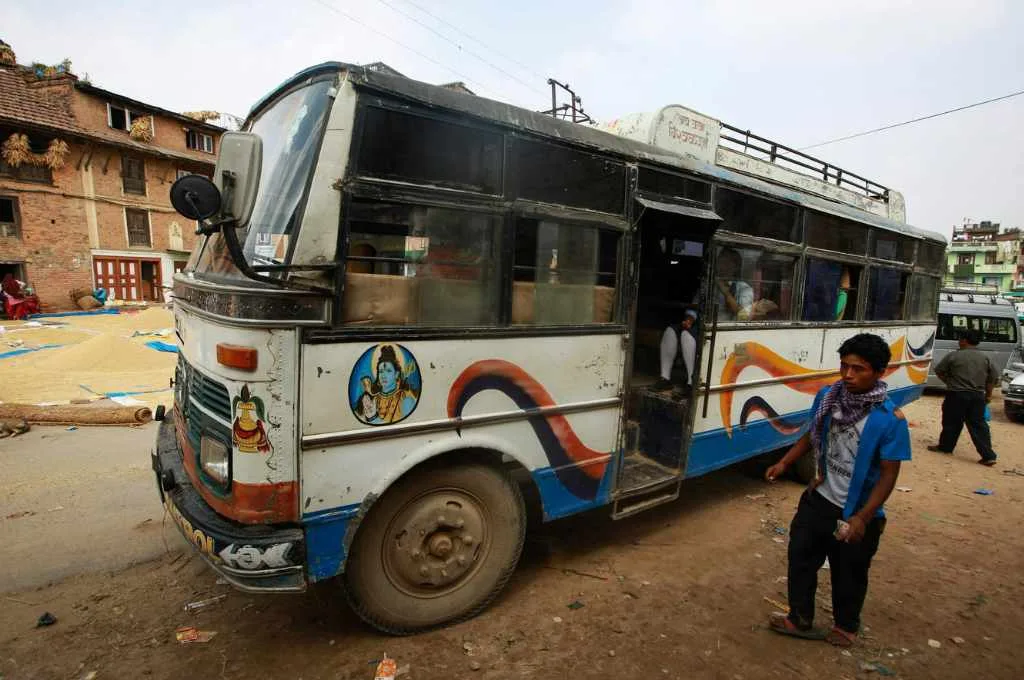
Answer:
[
  {"xmin": 927, "ymin": 329, "xmax": 999, "ymax": 466},
  {"xmin": 765, "ymin": 333, "xmax": 911, "ymax": 647}
]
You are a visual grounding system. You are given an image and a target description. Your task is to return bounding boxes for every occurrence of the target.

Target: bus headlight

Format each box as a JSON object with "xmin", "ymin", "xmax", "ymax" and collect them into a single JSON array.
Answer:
[{"xmin": 200, "ymin": 436, "xmax": 230, "ymax": 484}]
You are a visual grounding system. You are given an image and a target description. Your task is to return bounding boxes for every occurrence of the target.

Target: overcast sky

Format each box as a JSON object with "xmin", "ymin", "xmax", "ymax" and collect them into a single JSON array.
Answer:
[{"xmin": 6, "ymin": 0, "xmax": 1023, "ymax": 238}]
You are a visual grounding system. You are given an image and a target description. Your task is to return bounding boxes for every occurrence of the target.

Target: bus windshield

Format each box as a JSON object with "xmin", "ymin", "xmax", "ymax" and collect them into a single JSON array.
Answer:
[{"xmin": 190, "ymin": 79, "xmax": 333, "ymax": 278}]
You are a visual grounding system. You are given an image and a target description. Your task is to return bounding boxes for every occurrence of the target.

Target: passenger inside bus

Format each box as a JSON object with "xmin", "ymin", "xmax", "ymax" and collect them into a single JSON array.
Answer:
[
  {"xmin": 652, "ymin": 309, "xmax": 698, "ymax": 393},
  {"xmin": 716, "ymin": 247, "xmax": 755, "ymax": 320}
]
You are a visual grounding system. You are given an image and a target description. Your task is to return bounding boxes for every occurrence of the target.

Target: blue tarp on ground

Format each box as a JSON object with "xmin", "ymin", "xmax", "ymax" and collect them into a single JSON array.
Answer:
[
  {"xmin": 27, "ymin": 308, "xmax": 120, "ymax": 319},
  {"xmin": 0, "ymin": 344, "xmax": 64, "ymax": 360},
  {"xmin": 144, "ymin": 341, "xmax": 178, "ymax": 353}
]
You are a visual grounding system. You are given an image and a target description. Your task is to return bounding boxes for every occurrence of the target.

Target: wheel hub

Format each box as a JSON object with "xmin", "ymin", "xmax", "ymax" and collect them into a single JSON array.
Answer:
[{"xmin": 385, "ymin": 491, "xmax": 488, "ymax": 595}]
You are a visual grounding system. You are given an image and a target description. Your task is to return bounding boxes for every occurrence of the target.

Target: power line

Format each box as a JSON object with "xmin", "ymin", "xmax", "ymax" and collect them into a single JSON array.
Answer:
[
  {"xmin": 374, "ymin": 0, "xmax": 548, "ymax": 99},
  {"xmin": 306, "ymin": 0, "xmax": 489, "ymax": 96},
  {"xmin": 802, "ymin": 88, "xmax": 1024, "ymax": 150},
  {"xmin": 393, "ymin": 0, "xmax": 548, "ymax": 83}
]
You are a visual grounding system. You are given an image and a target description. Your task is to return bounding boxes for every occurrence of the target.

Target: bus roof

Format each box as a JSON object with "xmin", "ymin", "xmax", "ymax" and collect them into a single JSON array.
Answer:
[{"xmin": 258, "ymin": 62, "xmax": 946, "ymax": 246}]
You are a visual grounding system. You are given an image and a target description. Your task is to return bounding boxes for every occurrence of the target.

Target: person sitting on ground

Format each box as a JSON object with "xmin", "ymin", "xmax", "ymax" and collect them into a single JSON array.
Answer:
[
  {"xmin": 764, "ymin": 333, "xmax": 910, "ymax": 648},
  {"xmin": 652, "ymin": 310, "xmax": 698, "ymax": 392},
  {"xmin": 927, "ymin": 329, "xmax": 999, "ymax": 465}
]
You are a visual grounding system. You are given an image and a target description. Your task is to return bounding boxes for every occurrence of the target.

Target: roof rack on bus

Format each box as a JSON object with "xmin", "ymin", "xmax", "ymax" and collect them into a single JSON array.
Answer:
[
  {"xmin": 941, "ymin": 281, "xmax": 1001, "ymax": 296},
  {"xmin": 717, "ymin": 124, "xmax": 890, "ymax": 204},
  {"xmin": 599, "ymin": 106, "xmax": 907, "ymax": 225}
]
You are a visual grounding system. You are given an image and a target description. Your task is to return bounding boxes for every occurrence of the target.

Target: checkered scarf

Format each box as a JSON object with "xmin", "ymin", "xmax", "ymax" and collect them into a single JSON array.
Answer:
[{"xmin": 810, "ymin": 379, "xmax": 888, "ymax": 453}]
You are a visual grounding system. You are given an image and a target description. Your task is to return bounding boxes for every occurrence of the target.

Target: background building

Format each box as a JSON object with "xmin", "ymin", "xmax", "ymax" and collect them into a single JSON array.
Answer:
[
  {"xmin": 947, "ymin": 219, "xmax": 1022, "ymax": 293},
  {"xmin": 0, "ymin": 40, "xmax": 225, "ymax": 310}
]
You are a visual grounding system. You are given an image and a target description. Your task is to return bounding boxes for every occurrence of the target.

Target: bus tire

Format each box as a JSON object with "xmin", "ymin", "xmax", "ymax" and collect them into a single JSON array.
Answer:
[
  {"xmin": 342, "ymin": 462, "xmax": 526, "ymax": 635},
  {"xmin": 792, "ymin": 448, "xmax": 818, "ymax": 484}
]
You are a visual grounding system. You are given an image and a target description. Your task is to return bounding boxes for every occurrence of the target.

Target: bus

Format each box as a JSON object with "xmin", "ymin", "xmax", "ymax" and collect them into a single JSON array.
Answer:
[{"xmin": 154, "ymin": 62, "xmax": 945, "ymax": 634}]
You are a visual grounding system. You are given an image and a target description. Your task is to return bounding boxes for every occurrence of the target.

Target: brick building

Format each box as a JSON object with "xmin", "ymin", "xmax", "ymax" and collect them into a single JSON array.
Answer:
[{"xmin": 0, "ymin": 44, "xmax": 224, "ymax": 310}]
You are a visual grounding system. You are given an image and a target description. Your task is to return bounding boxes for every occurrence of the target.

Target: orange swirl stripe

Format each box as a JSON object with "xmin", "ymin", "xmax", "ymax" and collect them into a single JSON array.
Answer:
[{"xmin": 720, "ymin": 337, "xmax": 913, "ymax": 437}]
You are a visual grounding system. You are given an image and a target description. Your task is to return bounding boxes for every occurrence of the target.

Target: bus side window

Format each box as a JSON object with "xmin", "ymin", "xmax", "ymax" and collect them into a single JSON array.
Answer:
[
  {"xmin": 865, "ymin": 267, "xmax": 909, "ymax": 321},
  {"xmin": 342, "ymin": 201, "xmax": 503, "ymax": 326},
  {"xmin": 802, "ymin": 259, "xmax": 862, "ymax": 322},
  {"xmin": 512, "ymin": 219, "xmax": 619, "ymax": 325},
  {"xmin": 715, "ymin": 245, "xmax": 795, "ymax": 322}
]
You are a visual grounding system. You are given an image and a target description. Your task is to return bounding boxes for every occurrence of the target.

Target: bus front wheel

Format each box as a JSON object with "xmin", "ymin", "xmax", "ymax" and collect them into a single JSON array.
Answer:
[{"xmin": 343, "ymin": 462, "xmax": 526, "ymax": 635}]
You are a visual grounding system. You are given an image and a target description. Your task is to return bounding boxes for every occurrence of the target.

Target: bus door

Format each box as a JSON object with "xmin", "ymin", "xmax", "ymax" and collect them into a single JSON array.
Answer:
[{"xmin": 613, "ymin": 197, "xmax": 721, "ymax": 518}]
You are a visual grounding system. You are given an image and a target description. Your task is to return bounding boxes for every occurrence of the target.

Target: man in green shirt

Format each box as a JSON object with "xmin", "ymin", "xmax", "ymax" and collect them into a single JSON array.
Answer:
[{"xmin": 927, "ymin": 329, "xmax": 999, "ymax": 466}]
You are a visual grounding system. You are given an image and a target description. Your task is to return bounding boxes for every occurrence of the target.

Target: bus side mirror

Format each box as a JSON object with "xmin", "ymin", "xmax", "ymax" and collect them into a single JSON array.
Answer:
[
  {"xmin": 170, "ymin": 174, "xmax": 222, "ymax": 222},
  {"xmin": 213, "ymin": 131, "xmax": 262, "ymax": 228}
]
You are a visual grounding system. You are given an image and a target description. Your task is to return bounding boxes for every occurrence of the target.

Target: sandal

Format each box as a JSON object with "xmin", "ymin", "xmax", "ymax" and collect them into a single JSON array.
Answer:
[
  {"xmin": 769, "ymin": 612, "xmax": 827, "ymax": 640},
  {"xmin": 825, "ymin": 626, "xmax": 857, "ymax": 647}
]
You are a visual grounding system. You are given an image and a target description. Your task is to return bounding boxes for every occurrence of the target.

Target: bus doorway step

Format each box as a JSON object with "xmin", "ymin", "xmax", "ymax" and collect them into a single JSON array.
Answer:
[{"xmin": 612, "ymin": 479, "xmax": 681, "ymax": 520}]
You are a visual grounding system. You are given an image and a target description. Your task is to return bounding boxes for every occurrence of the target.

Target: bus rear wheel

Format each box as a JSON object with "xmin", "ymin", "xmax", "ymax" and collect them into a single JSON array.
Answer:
[{"xmin": 343, "ymin": 462, "xmax": 526, "ymax": 635}]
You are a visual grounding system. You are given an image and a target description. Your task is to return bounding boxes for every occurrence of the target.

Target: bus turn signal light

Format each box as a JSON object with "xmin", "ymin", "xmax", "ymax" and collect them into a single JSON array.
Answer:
[{"xmin": 216, "ymin": 344, "xmax": 258, "ymax": 371}]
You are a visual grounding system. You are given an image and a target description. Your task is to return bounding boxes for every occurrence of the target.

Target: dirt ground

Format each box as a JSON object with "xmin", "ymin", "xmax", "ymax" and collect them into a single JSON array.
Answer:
[{"xmin": 2, "ymin": 393, "xmax": 1023, "ymax": 680}]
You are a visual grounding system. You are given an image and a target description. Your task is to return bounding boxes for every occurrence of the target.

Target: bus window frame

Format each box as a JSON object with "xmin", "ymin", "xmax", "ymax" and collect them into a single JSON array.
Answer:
[
  {"xmin": 350, "ymin": 100, "xmax": 507, "ymax": 198},
  {"xmin": 326, "ymin": 187, "xmax": 631, "ymax": 340}
]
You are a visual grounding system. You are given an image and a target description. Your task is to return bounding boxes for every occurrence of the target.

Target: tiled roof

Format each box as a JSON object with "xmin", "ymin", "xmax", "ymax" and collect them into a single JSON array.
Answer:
[
  {"xmin": 0, "ymin": 66, "xmax": 81, "ymax": 134},
  {"xmin": 0, "ymin": 65, "xmax": 216, "ymax": 166}
]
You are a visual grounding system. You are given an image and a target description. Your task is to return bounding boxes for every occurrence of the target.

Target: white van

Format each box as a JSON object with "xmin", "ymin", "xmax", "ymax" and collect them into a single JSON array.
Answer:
[{"xmin": 926, "ymin": 289, "xmax": 1022, "ymax": 389}]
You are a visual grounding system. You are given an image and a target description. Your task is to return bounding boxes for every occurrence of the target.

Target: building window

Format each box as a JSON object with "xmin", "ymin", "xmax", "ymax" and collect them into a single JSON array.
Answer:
[
  {"xmin": 185, "ymin": 130, "xmax": 215, "ymax": 153},
  {"xmin": 341, "ymin": 201, "xmax": 502, "ymax": 326},
  {"xmin": 512, "ymin": 219, "xmax": 620, "ymax": 325},
  {"xmin": 985, "ymin": 251, "xmax": 998, "ymax": 265},
  {"xmin": 125, "ymin": 208, "xmax": 151, "ymax": 248},
  {"xmin": 108, "ymin": 103, "xmax": 150, "ymax": 132},
  {"xmin": 0, "ymin": 196, "xmax": 20, "ymax": 238},
  {"xmin": 122, "ymin": 156, "xmax": 146, "ymax": 195},
  {"xmin": 957, "ymin": 253, "xmax": 974, "ymax": 265}
]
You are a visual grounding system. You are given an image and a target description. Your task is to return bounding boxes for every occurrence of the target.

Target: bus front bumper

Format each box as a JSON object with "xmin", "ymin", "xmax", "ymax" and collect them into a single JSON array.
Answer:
[{"xmin": 151, "ymin": 419, "xmax": 306, "ymax": 593}]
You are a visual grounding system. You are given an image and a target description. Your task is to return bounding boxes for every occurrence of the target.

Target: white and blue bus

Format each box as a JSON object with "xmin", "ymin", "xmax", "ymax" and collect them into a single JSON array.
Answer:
[{"xmin": 155, "ymin": 62, "xmax": 945, "ymax": 633}]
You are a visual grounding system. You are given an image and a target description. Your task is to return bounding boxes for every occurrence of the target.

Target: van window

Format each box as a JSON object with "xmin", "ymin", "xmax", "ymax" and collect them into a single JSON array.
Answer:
[{"xmin": 937, "ymin": 314, "xmax": 1018, "ymax": 344}]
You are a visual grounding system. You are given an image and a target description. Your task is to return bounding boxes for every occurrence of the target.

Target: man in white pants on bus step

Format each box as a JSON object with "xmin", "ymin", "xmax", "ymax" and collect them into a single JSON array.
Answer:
[{"xmin": 652, "ymin": 310, "xmax": 698, "ymax": 393}]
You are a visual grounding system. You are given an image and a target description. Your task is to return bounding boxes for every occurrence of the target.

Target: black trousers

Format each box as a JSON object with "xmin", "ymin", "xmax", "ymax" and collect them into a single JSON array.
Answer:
[
  {"xmin": 938, "ymin": 390, "xmax": 997, "ymax": 461},
  {"xmin": 787, "ymin": 489, "xmax": 884, "ymax": 634}
]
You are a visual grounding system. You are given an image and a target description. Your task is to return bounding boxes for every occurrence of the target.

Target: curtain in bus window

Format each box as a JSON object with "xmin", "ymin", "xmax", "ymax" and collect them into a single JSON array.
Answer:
[
  {"xmin": 512, "ymin": 219, "xmax": 619, "ymax": 325},
  {"xmin": 343, "ymin": 201, "xmax": 502, "ymax": 326},
  {"xmin": 866, "ymin": 268, "xmax": 907, "ymax": 321},
  {"xmin": 802, "ymin": 259, "xmax": 845, "ymax": 322},
  {"xmin": 715, "ymin": 245, "xmax": 795, "ymax": 322}
]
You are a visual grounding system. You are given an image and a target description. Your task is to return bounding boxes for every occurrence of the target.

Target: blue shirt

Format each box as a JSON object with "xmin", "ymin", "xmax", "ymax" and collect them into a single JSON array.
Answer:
[{"xmin": 809, "ymin": 385, "xmax": 912, "ymax": 520}]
